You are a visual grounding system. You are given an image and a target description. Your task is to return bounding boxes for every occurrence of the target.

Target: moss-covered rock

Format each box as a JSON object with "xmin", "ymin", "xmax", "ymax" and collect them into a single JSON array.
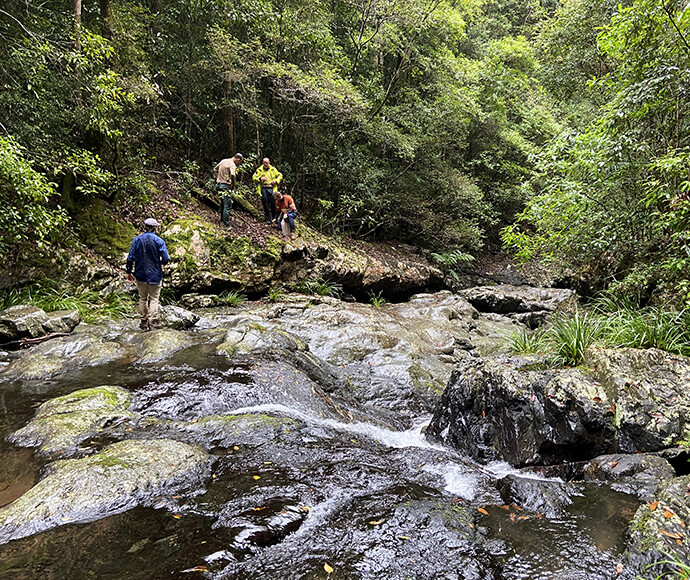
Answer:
[
  {"xmin": 8, "ymin": 386, "xmax": 134, "ymax": 457},
  {"xmin": 1, "ymin": 334, "xmax": 127, "ymax": 379},
  {"xmin": 135, "ymin": 328, "xmax": 193, "ymax": 364},
  {"xmin": 0, "ymin": 439, "xmax": 209, "ymax": 544},
  {"xmin": 626, "ymin": 474, "xmax": 690, "ymax": 573},
  {"xmin": 72, "ymin": 198, "xmax": 138, "ymax": 262}
]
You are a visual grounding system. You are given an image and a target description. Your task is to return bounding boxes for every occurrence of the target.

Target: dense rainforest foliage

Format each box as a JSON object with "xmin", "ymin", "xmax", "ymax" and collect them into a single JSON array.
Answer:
[{"xmin": 0, "ymin": 0, "xmax": 688, "ymax": 304}]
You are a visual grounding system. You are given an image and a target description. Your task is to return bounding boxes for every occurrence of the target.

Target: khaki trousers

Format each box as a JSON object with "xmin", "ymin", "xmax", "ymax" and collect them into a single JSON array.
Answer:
[{"xmin": 136, "ymin": 281, "xmax": 162, "ymax": 323}]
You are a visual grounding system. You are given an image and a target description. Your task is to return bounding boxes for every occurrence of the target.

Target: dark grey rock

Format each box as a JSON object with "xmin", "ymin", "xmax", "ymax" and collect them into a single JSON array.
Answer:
[
  {"xmin": 583, "ymin": 453, "xmax": 675, "ymax": 501},
  {"xmin": 427, "ymin": 348, "xmax": 690, "ymax": 467},
  {"xmin": 497, "ymin": 474, "xmax": 580, "ymax": 518}
]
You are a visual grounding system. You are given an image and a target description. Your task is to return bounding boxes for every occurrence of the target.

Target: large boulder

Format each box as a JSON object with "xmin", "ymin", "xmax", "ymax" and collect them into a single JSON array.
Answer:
[
  {"xmin": 426, "ymin": 348, "xmax": 690, "ymax": 467},
  {"xmin": 0, "ymin": 439, "xmax": 209, "ymax": 544}
]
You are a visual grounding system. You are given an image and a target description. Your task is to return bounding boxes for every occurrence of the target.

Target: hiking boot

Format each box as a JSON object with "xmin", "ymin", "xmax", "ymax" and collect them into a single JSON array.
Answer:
[
  {"xmin": 139, "ymin": 320, "xmax": 149, "ymax": 331},
  {"xmin": 149, "ymin": 320, "xmax": 162, "ymax": 330}
]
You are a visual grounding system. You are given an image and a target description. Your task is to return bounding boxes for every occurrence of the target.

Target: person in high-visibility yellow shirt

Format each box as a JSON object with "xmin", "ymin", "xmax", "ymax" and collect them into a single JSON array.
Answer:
[{"xmin": 252, "ymin": 157, "xmax": 283, "ymax": 223}]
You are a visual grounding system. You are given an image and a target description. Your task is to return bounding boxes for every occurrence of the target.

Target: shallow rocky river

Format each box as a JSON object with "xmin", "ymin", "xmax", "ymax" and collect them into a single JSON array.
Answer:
[{"xmin": 0, "ymin": 291, "xmax": 673, "ymax": 579}]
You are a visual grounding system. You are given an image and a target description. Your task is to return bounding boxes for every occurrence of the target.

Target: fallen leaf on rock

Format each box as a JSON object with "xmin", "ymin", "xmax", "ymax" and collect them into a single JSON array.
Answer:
[
  {"xmin": 477, "ymin": 507, "xmax": 489, "ymax": 515},
  {"xmin": 253, "ymin": 475, "xmax": 261, "ymax": 480},
  {"xmin": 172, "ymin": 514, "xmax": 183, "ymax": 519},
  {"xmin": 509, "ymin": 513, "xmax": 517, "ymax": 522},
  {"xmin": 498, "ymin": 505, "xmax": 510, "ymax": 510},
  {"xmin": 648, "ymin": 501, "xmax": 659, "ymax": 511},
  {"xmin": 614, "ymin": 562, "xmax": 624, "ymax": 575},
  {"xmin": 191, "ymin": 566, "xmax": 209, "ymax": 572},
  {"xmin": 664, "ymin": 510, "xmax": 675, "ymax": 519},
  {"xmin": 368, "ymin": 519, "xmax": 383, "ymax": 525},
  {"xmin": 659, "ymin": 529, "xmax": 682, "ymax": 540},
  {"xmin": 324, "ymin": 563, "xmax": 334, "ymax": 574}
]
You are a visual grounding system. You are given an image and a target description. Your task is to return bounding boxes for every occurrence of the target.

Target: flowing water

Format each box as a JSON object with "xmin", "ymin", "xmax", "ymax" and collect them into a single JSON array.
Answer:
[{"xmin": 0, "ymin": 301, "xmax": 642, "ymax": 580}]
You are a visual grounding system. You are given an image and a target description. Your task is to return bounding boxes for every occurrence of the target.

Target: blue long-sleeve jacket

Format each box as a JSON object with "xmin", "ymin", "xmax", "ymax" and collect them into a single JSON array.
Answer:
[{"xmin": 126, "ymin": 231, "xmax": 170, "ymax": 284}]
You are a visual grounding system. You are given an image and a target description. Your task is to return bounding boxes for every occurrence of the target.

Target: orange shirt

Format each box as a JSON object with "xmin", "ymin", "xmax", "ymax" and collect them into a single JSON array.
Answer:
[{"xmin": 275, "ymin": 194, "xmax": 296, "ymax": 213}]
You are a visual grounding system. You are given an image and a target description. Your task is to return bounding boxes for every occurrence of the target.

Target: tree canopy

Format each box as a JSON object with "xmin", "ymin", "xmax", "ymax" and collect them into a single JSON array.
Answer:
[{"xmin": 1, "ymin": 0, "xmax": 689, "ymax": 303}]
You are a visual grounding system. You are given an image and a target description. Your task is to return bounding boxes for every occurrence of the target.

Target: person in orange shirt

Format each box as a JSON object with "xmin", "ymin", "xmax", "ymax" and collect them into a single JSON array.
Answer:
[{"xmin": 273, "ymin": 191, "xmax": 297, "ymax": 240}]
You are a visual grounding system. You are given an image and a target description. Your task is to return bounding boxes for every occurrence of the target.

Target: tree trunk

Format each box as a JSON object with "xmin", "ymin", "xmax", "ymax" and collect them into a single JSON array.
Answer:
[
  {"xmin": 73, "ymin": 0, "xmax": 82, "ymax": 107},
  {"xmin": 100, "ymin": 0, "xmax": 113, "ymax": 39},
  {"xmin": 225, "ymin": 73, "xmax": 235, "ymax": 156}
]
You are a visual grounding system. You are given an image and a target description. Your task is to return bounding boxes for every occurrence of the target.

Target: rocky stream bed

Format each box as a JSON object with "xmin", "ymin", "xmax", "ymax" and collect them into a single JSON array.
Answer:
[{"xmin": 0, "ymin": 286, "xmax": 688, "ymax": 579}]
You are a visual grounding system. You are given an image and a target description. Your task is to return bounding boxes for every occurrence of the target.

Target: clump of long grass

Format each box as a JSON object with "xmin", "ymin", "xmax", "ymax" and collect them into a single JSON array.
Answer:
[
  {"xmin": 0, "ymin": 279, "xmax": 135, "ymax": 322},
  {"xmin": 507, "ymin": 297, "xmax": 690, "ymax": 366},
  {"xmin": 218, "ymin": 290, "xmax": 247, "ymax": 307},
  {"xmin": 293, "ymin": 277, "xmax": 342, "ymax": 297},
  {"xmin": 506, "ymin": 326, "xmax": 548, "ymax": 355},
  {"xmin": 637, "ymin": 551, "xmax": 690, "ymax": 580}
]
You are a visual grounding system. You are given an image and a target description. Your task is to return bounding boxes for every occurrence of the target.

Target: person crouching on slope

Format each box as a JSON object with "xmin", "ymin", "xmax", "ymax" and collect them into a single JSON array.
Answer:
[{"xmin": 273, "ymin": 191, "xmax": 297, "ymax": 240}]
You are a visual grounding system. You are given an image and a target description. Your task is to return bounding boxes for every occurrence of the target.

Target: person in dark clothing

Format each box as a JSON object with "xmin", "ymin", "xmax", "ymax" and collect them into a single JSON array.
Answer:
[{"xmin": 126, "ymin": 217, "xmax": 170, "ymax": 330}]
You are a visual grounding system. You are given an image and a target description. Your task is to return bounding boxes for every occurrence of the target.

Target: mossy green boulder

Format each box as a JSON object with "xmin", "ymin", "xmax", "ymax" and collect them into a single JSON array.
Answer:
[
  {"xmin": 0, "ymin": 439, "xmax": 209, "ymax": 544},
  {"xmin": 9, "ymin": 386, "xmax": 134, "ymax": 456}
]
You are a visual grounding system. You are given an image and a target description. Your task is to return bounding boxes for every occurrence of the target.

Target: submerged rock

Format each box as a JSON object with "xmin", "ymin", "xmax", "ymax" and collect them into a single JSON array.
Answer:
[
  {"xmin": 427, "ymin": 348, "xmax": 690, "ymax": 467},
  {"xmin": 497, "ymin": 474, "xmax": 580, "ymax": 518},
  {"xmin": 0, "ymin": 439, "xmax": 209, "ymax": 545},
  {"xmin": 8, "ymin": 386, "xmax": 134, "ymax": 457}
]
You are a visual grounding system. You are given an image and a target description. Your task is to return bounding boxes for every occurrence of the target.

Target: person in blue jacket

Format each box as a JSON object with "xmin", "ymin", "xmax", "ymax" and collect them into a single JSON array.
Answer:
[{"xmin": 126, "ymin": 217, "xmax": 170, "ymax": 330}]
